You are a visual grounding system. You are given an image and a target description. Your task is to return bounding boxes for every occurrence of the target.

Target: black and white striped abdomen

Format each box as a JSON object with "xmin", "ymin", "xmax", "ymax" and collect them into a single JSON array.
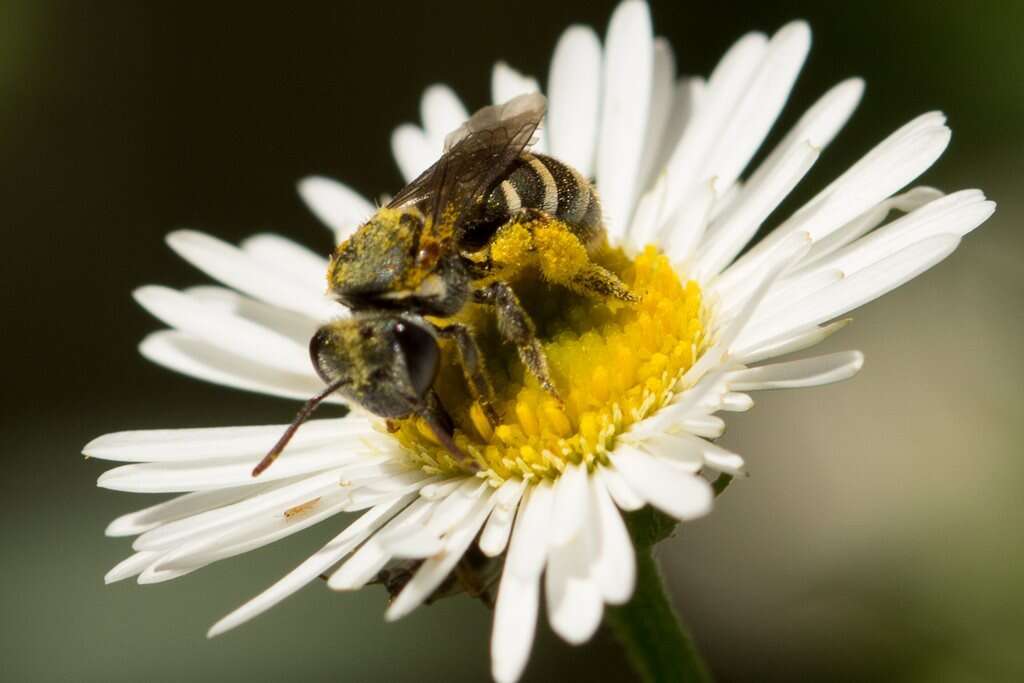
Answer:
[{"xmin": 485, "ymin": 153, "xmax": 603, "ymax": 243}]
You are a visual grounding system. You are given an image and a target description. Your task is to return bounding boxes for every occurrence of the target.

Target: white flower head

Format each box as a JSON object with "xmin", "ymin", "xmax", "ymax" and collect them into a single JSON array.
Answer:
[{"xmin": 88, "ymin": 2, "xmax": 992, "ymax": 681}]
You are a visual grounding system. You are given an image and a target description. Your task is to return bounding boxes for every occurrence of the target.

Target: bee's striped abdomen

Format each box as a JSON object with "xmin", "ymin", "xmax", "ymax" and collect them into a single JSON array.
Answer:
[{"xmin": 482, "ymin": 153, "xmax": 603, "ymax": 245}]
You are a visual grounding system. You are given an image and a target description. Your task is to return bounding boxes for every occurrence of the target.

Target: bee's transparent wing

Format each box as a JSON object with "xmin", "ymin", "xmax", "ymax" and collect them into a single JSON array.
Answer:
[{"xmin": 387, "ymin": 93, "xmax": 546, "ymax": 227}]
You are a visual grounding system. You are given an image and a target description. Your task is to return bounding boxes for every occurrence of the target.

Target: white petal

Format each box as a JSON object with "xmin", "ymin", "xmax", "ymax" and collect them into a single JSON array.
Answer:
[
  {"xmin": 491, "ymin": 63, "xmax": 546, "ymax": 153},
  {"xmin": 133, "ymin": 468, "xmax": 349, "ymax": 551},
  {"xmin": 732, "ymin": 318, "xmax": 850, "ymax": 365},
  {"xmin": 391, "ymin": 123, "xmax": 436, "ymax": 183},
  {"xmin": 701, "ymin": 22, "xmax": 811, "ymax": 197},
  {"xmin": 139, "ymin": 330, "xmax": 336, "ymax": 403},
  {"xmin": 590, "ymin": 474, "xmax": 635, "ymax": 603},
  {"xmin": 105, "ymin": 551, "xmax": 163, "ymax": 584},
  {"xmin": 549, "ymin": 463, "xmax": 589, "ymax": 546},
  {"xmin": 166, "ymin": 230, "xmax": 337, "ymax": 320},
  {"xmin": 547, "ymin": 26, "xmax": 601, "ymax": 176},
  {"xmin": 425, "ymin": 477, "xmax": 486, "ymax": 535},
  {"xmin": 694, "ymin": 139, "xmax": 818, "ymax": 281},
  {"xmin": 660, "ymin": 180, "xmax": 715, "ymax": 265},
  {"xmin": 635, "ymin": 38, "xmax": 676, "ymax": 195},
  {"xmin": 596, "ymin": 464, "xmax": 644, "ymax": 512},
  {"xmin": 597, "ymin": 0, "xmax": 653, "ymax": 239},
  {"xmin": 737, "ymin": 234, "xmax": 961, "ymax": 349},
  {"xmin": 86, "ymin": 418, "xmax": 360, "ymax": 463},
  {"xmin": 658, "ymin": 31, "xmax": 767, "ymax": 223},
  {"xmin": 726, "ymin": 350, "xmax": 864, "ymax": 391},
  {"xmin": 420, "ymin": 84, "xmax": 469, "ymax": 150},
  {"xmin": 135, "ymin": 286, "xmax": 312, "ymax": 376},
  {"xmin": 97, "ymin": 446, "xmax": 389, "ymax": 493},
  {"xmin": 718, "ymin": 112, "xmax": 951, "ymax": 294},
  {"xmin": 545, "ymin": 510, "xmax": 602, "ymax": 645},
  {"xmin": 385, "ymin": 488, "xmax": 498, "ymax": 620},
  {"xmin": 802, "ymin": 189, "xmax": 993, "ymax": 278},
  {"xmin": 491, "ymin": 571, "xmax": 539, "ymax": 683},
  {"xmin": 609, "ymin": 445, "xmax": 713, "ymax": 521},
  {"xmin": 505, "ymin": 481, "xmax": 555, "ymax": 580},
  {"xmin": 328, "ymin": 496, "xmax": 436, "ymax": 590},
  {"xmin": 186, "ymin": 286, "xmax": 320, "ymax": 345},
  {"xmin": 296, "ymin": 177, "xmax": 374, "ymax": 243},
  {"xmin": 104, "ymin": 484, "xmax": 277, "ymax": 537},
  {"xmin": 241, "ymin": 233, "xmax": 330, "ymax": 291},
  {"xmin": 801, "ymin": 186, "xmax": 943, "ymax": 268},
  {"xmin": 479, "ymin": 480, "xmax": 526, "ymax": 558},
  {"xmin": 207, "ymin": 494, "xmax": 414, "ymax": 637}
]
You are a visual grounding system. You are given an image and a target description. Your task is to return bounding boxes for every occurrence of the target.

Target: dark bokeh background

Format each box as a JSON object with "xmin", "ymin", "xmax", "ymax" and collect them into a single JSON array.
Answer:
[{"xmin": 3, "ymin": 1, "xmax": 1022, "ymax": 681}]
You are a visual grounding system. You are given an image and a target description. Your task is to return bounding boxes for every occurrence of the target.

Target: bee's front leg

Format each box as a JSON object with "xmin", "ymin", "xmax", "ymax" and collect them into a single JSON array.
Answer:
[
  {"xmin": 473, "ymin": 281, "xmax": 560, "ymax": 401},
  {"xmin": 432, "ymin": 322, "xmax": 500, "ymax": 425}
]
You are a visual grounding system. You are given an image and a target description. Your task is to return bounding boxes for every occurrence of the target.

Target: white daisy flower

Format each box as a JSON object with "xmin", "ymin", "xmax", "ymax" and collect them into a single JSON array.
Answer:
[{"xmin": 88, "ymin": 2, "xmax": 993, "ymax": 681}]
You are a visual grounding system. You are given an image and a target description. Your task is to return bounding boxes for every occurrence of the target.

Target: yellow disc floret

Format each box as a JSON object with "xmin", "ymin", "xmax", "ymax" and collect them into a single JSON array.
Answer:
[{"xmin": 391, "ymin": 246, "xmax": 707, "ymax": 487}]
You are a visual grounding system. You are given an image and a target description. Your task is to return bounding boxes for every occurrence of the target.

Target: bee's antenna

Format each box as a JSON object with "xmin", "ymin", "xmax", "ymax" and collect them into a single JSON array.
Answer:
[{"xmin": 252, "ymin": 379, "xmax": 347, "ymax": 477}]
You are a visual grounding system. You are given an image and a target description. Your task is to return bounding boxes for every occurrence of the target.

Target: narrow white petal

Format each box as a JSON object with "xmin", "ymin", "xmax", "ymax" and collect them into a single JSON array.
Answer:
[
  {"xmin": 328, "ymin": 497, "xmax": 436, "ymax": 590},
  {"xmin": 801, "ymin": 186, "xmax": 944, "ymax": 268},
  {"xmin": 658, "ymin": 32, "xmax": 767, "ymax": 223},
  {"xmin": 637, "ymin": 432, "xmax": 704, "ymax": 472},
  {"xmin": 609, "ymin": 445, "xmax": 714, "ymax": 521},
  {"xmin": 207, "ymin": 494, "xmax": 413, "ymax": 637},
  {"xmin": 97, "ymin": 447, "xmax": 389, "ymax": 493},
  {"xmin": 104, "ymin": 484, "xmax": 277, "ymax": 537},
  {"xmin": 506, "ymin": 482, "xmax": 555, "ymax": 580},
  {"xmin": 726, "ymin": 350, "xmax": 864, "ymax": 391},
  {"xmin": 135, "ymin": 285, "xmax": 312, "ymax": 376},
  {"xmin": 676, "ymin": 434, "xmax": 746, "ymax": 475},
  {"xmin": 596, "ymin": 465, "xmax": 644, "ymax": 511},
  {"xmin": 590, "ymin": 474, "xmax": 635, "ymax": 604},
  {"xmin": 700, "ymin": 22, "xmax": 811, "ymax": 196},
  {"xmin": 296, "ymin": 177, "xmax": 374, "ymax": 243},
  {"xmin": 105, "ymin": 551, "xmax": 163, "ymax": 584},
  {"xmin": 694, "ymin": 140, "xmax": 818, "ymax": 281},
  {"xmin": 391, "ymin": 123, "xmax": 436, "ymax": 183},
  {"xmin": 479, "ymin": 479, "xmax": 526, "ymax": 558},
  {"xmin": 597, "ymin": 0, "xmax": 653, "ymax": 239},
  {"xmin": 139, "ymin": 330, "xmax": 336, "ymax": 403},
  {"xmin": 737, "ymin": 234, "xmax": 961, "ymax": 349},
  {"xmin": 680, "ymin": 414, "xmax": 726, "ymax": 439},
  {"xmin": 802, "ymin": 189, "xmax": 993, "ymax": 278},
  {"xmin": 635, "ymin": 38, "xmax": 677, "ymax": 195},
  {"xmin": 718, "ymin": 112, "xmax": 951, "ymax": 293},
  {"xmin": 133, "ymin": 468, "xmax": 348, "ymax": 551},
  {"xmin": 385, "ymin": 488, "xmax": 498, "ymax": 620},
  {"xmin": 241, "ymin": 233, "xmax": 330, "ymax": 291},
  {"xmin": 732, "ymin": 319, "xmax": 850, "ymax": 365},
  {"xmin": 186, "ymin": 286, "xmax": 320, "ymax": 345},
  {"xmin": 420, "ymin": 84, "xmax": 469, "ymax": 150},
  {"xmin": 426, "ymin": 477, "xmax": 486, "ymax": 535},
  {"xmin": 545, "ymin": 511, "xmax": 603, "ymax": 645},
  {"xmin": 549, "ymin": 463, "xmax": 589, "ymax": 546},
  {"xmin": 86, "ymin": 418, "xmax": 360, "ymax": 463},
  {"xmin": 165, "ymin": 230, "xmax": 337, "ymax": 320},
  {"xmin": 491, "ymin": 62, "xmax": 546, "ymax": 153},
  {"xmin": 661, "ymin": 180, "xmax": 715, "ymax": 265},
  {"xmin": 547, "ymin": 26, "xmax": 601, "ymax": 176},
  {"xmin": 491, "ymin": 571, "xmax": 539, "ymax": 683}
]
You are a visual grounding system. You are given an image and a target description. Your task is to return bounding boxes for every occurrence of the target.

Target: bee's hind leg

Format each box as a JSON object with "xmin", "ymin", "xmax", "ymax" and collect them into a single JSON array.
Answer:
[
  {"xmin": 418, "ymin": 390, "xmax": 476, "ymax": 469},
  {"xmin": 432, "ymin": 322, "xmax": 500, "ymax": 425},
  {"xmin": 473, "ymin": 281, "xmax": 560, "ymax": 401}
]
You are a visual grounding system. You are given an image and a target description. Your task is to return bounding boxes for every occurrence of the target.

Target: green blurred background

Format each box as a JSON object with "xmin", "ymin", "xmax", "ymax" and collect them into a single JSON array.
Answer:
[{"xmin": 2, "ymin": 0, "xmax": 1021, "ymax": 680}]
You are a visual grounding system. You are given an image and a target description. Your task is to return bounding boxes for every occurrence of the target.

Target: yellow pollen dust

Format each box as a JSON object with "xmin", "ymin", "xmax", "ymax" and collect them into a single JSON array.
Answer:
[{"xmin": 392, "ymin": 246, "xmax": 707, "ymax": 487}]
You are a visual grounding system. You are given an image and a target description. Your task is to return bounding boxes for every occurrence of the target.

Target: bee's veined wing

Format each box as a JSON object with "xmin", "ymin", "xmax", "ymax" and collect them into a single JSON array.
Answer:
[{"xmin": 386, "ymin": 93, "xmax": 547, "ymax": 229}]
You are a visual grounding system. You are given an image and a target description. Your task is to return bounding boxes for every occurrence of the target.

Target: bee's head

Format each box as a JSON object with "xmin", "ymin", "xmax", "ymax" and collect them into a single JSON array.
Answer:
[
  {"xmin": 327, "ymin": 207, "xmax": 468, "ymax": 315},
  {"xmin": 310, "ymin": 313, "xmax": 440, "ymax": 419}
]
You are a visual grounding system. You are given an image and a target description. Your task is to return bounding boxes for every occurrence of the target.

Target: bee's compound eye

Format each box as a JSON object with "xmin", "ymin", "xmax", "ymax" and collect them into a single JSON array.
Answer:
[
  {"xmin": 308, "ymin": 328, "xmax": 334, "ymax": 384},
  {"xmin": 394, "ymin": 321, "xmax": 439, "ymax": 398}
]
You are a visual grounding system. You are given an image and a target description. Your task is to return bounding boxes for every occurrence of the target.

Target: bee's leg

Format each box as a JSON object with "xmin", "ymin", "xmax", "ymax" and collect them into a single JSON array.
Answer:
[
  {"xmin": 473, "ymin": 281, "xmax": 560, "ymax": 400},
  {"xmin": 433, "ymin": 323, "xmax": 500, "ymax": 425},
  {"xmin": 504, "ymin": 210, "xmax": 636, "ymax": 302}
]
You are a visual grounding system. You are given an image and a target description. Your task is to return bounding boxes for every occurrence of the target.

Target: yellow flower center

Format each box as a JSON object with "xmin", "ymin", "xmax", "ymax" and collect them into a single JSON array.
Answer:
[{"xmin": 391, "ymin": 246, "xmax": 707, "ymax": 486}]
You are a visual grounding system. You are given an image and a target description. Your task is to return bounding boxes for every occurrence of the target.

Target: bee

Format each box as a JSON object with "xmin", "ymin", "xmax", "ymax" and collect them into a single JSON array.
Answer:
[{"xmin": 253, "ymin": 92, "xmax": 634, "ymax": 476}]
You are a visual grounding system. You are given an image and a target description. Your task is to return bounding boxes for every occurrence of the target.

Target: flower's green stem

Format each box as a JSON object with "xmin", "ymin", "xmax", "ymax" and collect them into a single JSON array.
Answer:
[{"xmin": 604, "ymin": 475, "xmax": 732, "ymax": 682}]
